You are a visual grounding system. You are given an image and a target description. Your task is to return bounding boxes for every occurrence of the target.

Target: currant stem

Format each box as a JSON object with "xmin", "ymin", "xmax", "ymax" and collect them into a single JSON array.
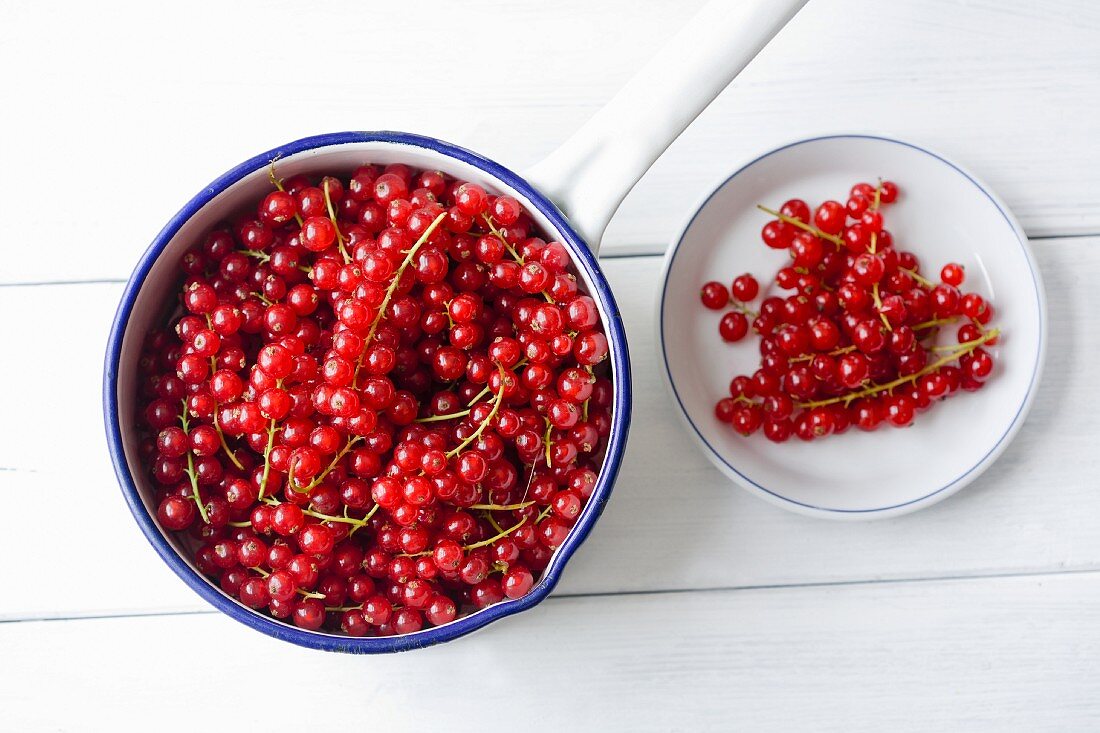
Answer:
[
  {"xmin": 931, "ymin": 335, "xmax": 994, "ymax": 352},
  {"xmin": 211, "ymin": 411, "xmax": 243, "ymax": 469},
  {"xmin": 256, "ymin": 417, "xmax": 278, "ymax": 501},
  {"xmin": 445, "ymin": 365, "xmax": 507, "ymax": 459},
  {"xmin": 415, "ymin": 407, "xmax": 472, "ymax": 424},
  {"xmin": 178, "ymin": 401, "xmax": 211, "ymax": 524},
  {"xmin": 463, "ymin": 516, "xmax": 527, "ymax": 551},
  {"xmin": 201, "ymin": 314, "xmax": 245, "ymax": 471},
  {"xmin": 240, "ymin": 249, "xmax": 271, "ymax": 263},
  {"xmin": 727, "ymin": 296, "xmax": 759, "ymax": 319},
  {"xmin": 480, "ymin": 214, "xmax": 554, "ymax": 303},
  {"xmin": 349, "ymin": 504, "xmax": 379, "ymax": 535},
  {"xmin": 462, "ymin": 358, "xmax": 525, "ymax": 409},
  {"xmin": 323, "ymin": 179, "xmax": 351, "ymax": 265},
  {"xmin": 791, "ymin": 344, "xmax": 857, "ymax": 363},
  {"xmin": 268, "ymin": 161, "xmax": 303, "ymax": 226},
  {"xmin": 543, "ymin": 419, "xmax": 553, "ymax": 468},
  {"xmin": 480, "ymin": 214, "xmax": 524, "ymax": 263},
  {"xmin": 912, "ymin": 316, "xmax": 961, "ymax": 330},
  {"xmin": 468, "ymin": 500, "xmax": 536, "ymax": 511},
  {"xmin": 756, "ymin": 205, "xmax": 843, "ymax": 246},
  {"xmin": 262, "ymin": 497, "xmax": 379, "ymax": 529},
  {"xmin": 867, "ymin": 197, "xmax": 893, "ymax": 332},
  {"xmin": 295, "ymin": 436, "xmax": 362, "ymax": 492},
  {"xmin": 465, "ymin": 387, "xmax": 489, "ymax": 409},
  {"xmin": 581, "ymin": 366, "xmax": 593, "ymax": 422},
  {"xmin": 796, "ymin": 328, "xmax": 1000, "ymax": 409},
  {"xmin": 902, "ymin": 267, "xmax": 934, "ymax": 287},
  {"xmin": 250, "ymin": 565, "xmax": 324, "ymax": 599},
  {"xmin": 358, "ymin": 211, "xmax": 447, "ymax": 359},
  {"xmin": 484, "ymin": 510, "xmax": 506, "ymax": 535},
  {"xmin": 872, "ymin": 284, "xmax": 891, "ymax": 331}
]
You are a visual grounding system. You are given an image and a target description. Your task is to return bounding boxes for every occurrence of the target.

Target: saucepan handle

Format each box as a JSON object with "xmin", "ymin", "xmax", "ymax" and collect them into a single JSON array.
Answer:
[{"xmin": 524, "ymin": 0, "xmax": 809, "ymax": 253}]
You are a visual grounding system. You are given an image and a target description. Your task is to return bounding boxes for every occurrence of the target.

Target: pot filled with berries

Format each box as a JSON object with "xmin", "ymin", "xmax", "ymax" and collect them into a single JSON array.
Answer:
[{"xmin": 103, "ymin": 0, "xmax": 809, "ymax": 651}]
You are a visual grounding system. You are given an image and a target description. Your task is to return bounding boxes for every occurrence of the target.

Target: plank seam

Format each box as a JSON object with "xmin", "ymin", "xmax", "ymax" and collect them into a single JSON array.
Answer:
[{"xmin": 5, "ymin": 565, "xmax": 1099, "ymax": 625}]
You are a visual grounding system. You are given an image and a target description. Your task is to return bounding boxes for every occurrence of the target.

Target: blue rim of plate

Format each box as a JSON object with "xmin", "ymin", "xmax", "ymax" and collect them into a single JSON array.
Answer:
[
  {"xmin": 658, "ymin": 134, "xmax": 1046, "ymax": 515},
  {"xmin": 103, "ymin": 131, "xmax": 632, "ymax": 652}
]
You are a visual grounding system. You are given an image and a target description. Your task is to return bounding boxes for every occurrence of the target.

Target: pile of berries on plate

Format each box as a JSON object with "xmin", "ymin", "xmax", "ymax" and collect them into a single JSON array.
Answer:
[
  {"xmin": 137, "ymin": 162, "xmax": 613, "ymax": 636},
  {"xmin": 699, "ymin": 180, "xmax": 1000, "ymax": 442}
]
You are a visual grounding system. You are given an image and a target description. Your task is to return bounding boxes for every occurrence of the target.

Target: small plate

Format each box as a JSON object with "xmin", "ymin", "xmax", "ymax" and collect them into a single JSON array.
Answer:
[{"xmin": 657, "ymin": 135, "xmax": 1046, "ymax": 519}]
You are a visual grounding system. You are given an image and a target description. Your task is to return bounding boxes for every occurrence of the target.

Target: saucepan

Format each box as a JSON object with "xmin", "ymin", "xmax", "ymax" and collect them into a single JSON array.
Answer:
[{"xmin": 104, "ymin": 0, "xmax": 809, "ymax": 652}]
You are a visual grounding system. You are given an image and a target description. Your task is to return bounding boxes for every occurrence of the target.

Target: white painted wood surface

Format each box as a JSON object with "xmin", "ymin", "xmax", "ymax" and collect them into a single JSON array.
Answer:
[
  {"xmin": 2, "ymin": 0, "xmax": 1099, "ymax": 729},
  {"xmin": 4, "ymin": 574, "xmax": 1100, "ymax": 731},
  {"xmin": 2, "ymin": 0, "xmax": 1100, "ymax": 283}
]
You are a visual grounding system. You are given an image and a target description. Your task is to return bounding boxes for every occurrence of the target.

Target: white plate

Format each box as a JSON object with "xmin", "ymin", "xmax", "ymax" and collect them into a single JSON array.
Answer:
[{"xmin": 657, "ymin": 135, "xmax": 1046, "ymax": 519}]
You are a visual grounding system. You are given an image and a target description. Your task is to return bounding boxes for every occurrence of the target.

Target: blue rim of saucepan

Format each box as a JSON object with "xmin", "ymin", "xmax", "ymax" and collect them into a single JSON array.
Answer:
[
  {"xmin": 659, "ymin": 134, "xmax": 1046, "ymax": 515},
  {"xmin": 104, "ymin": 131, "xmax": 632, "ymax": 652}
]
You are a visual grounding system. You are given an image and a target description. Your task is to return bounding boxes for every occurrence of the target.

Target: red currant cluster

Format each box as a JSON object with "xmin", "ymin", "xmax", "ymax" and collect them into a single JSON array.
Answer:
[
  {"xmin": 700, "ymin": 180, "xmax": 1000, "ymax": 441},
  {"xmin": 138, "ymin": 162, "xmax": 613, "ymax": 636}
]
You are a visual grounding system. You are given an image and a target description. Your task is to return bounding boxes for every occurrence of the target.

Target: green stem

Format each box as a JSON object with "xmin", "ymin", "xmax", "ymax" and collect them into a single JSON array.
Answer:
[
  {"xmin": 468, "ymin": 501, "xmax": 536, "ymax": 511},
  {"xmin": 415, "ymin": 407, "xmax": 472, "ymax": 423},
  {"xmin": 354, "ymin": 213, "xmax": 448, "ymax": 385},
  {"xmin": 902, "ymin": 267, "xmax": 934, "ymax": 287},
  {"xmin": 461, "ymin": 358, "xmax": 524, "ymax": 410},
  {"xmin": 295, "ymin": 436, "xmax": 362, "ymax": 493},
  {"xmin": 872, "ymin": 283, "xmax": 891, "ymax": 331},
  {"xmin": 480, "ymin": 214, "xmax": 554, "ymax": 302},
  {"xmin": 262, "ymin": 498, "xmax": 379, "ymax": 530},
  {"xmin": 463, "ymin": 516, "xmax": 528, "ymax": 551},
  {"xmin": 480, "ymin": 213, "xmax": 524, "ymax": 263},
  {"xmin": 796, "ymin": 328, "xmax": 1000, "ymax": 409},
  {"xmin": 465, "ymin": 384, "xmax": 492, "ymax": 407},
  {"xmin": 791, "ymin": 345, "xmax": 857, "ymax": 363},
  {"xmin": 445, "ymin": 366, "xmax": 507, "ymax": 459},
  {"xmin": 257, "ymin": 418, "xmax": 277, "ymax": 501},
  {"xmin": 867, "ymin": 193, "xmax": 892, "ymax": 332},
  {"xmin": 201, "ymin": 314, "xmax": 245, "ymax": 472},
  {"xmin": 211, "ymin": 406, "xmax": 244, "ymax": 470},
  {"xmin": 240, "ymin": 249, "xmax": 271, "ymax": 263},
  {"xmin": 484, "ymin": 511, "xmax": 506, "ymax": 535},
  {"xmin": 268, "ymin": 161, "xmax": 304, "ymax": 226},
  {"xmin": 930, "ymin": 335, "xmax": 993, "ymax": 352},
  {"xmin": 178, "ymin": 402, "xmax": 210, "ymax": 524},
  {"xmin": 183, "ymin": 453, "xmax": 209, "ymax": 525},
  {"xmin": 581, "ymin": 366, "xmax": 593, "ymax": 422},
  {"xmin": 756, "ymin": 205, "xmax": 842, "ymax": 246},
  {"xmin": 912, "ymin": 316, "xmax": 961, "ymax": 331},
  {"xmin": 726, "ymin": 296, "xmax": 759, "ymax": 319},
  {"xmin": 323, "ymin": 179, "xmax": 351, "ymax": 264},
  {"xmin": 250, "ymin": 565, "xmax": 324, "ymax": 599}
]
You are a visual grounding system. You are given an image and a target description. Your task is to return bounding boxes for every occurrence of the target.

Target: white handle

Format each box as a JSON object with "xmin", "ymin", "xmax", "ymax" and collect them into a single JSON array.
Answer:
[{"xmin": 524, "ymin": 0, "xmax": 808, "ymax": 253}]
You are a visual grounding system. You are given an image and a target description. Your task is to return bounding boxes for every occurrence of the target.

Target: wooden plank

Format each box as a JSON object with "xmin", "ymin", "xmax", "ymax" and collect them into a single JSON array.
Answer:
[
  {"xmin": 3, "ymin": 573, "xmax": 1100, "ymax": 731},
  {"xmin": 2, "ymin": 0, "xmax": 1099, "ymax": 283},
  {"xmin": 0, "ymin": 236, "xmax": 1093, "ymax": 620}
]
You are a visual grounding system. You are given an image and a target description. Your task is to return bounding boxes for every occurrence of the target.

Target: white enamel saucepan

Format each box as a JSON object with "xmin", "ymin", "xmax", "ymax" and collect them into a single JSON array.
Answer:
[
  {"xmin": 104, "ymin": 0, "xmax": 810, "ymax": 652},
  {"xmin": 658, "ymin": 135, "xmax": 1046, "ymax": 520}
]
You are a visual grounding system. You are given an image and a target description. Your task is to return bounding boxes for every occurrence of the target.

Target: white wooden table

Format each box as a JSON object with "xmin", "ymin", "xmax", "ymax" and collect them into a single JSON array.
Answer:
[{"xmin": 3, "ymin": 1, "xmax": 1100, "ymax": 729}]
